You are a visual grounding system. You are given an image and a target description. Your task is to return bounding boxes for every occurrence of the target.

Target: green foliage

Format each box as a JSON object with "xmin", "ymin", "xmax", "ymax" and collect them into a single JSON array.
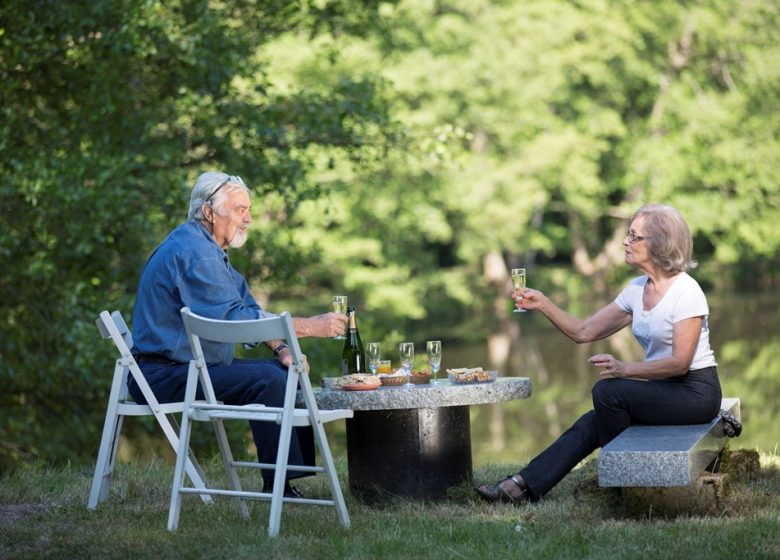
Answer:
[
  {"xmin": 269, "ymin": 0, "xmax": 780, "ymax": 322},
  {"xmin": 0, "ymin": 0, "xmax": 399, "ymax": 471}
]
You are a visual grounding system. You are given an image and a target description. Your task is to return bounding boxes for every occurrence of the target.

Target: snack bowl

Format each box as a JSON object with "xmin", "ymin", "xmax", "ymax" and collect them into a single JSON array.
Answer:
[
  {"xmin": 410, "ymin": 370, "xmax": 432, "ymax": 385},
  {"xmin": 379, "ymin": 373, "xmax": 408, "ymax": 386}
]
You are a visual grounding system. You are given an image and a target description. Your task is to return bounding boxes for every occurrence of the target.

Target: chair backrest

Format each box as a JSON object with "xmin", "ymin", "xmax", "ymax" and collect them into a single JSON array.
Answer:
[
  {"xmin": 180, "ymin": 308, "xmax": 303, "ymax": 361},
  {"xmin": 96, "ymin": 310, "xmax": 135, "ymax": 400},
  {"xmin": 96, "ymin": 310, "xmax": 133, "ymax": 351},
  {"xmin": 179, "ymin": 307, "xmax": 306, "ymax": 404}
]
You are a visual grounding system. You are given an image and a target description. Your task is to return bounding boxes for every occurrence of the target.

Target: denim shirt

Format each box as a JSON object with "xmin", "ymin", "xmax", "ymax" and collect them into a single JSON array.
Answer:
[{"xmin": 131, "ymin": 221, "xmax": 276, "ymax": 365}]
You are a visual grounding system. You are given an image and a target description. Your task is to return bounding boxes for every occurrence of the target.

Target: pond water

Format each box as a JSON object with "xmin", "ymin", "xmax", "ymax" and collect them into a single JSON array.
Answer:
[{"xmin": 446, "ymin": 291, "xmax": 780, "ymax": 466}]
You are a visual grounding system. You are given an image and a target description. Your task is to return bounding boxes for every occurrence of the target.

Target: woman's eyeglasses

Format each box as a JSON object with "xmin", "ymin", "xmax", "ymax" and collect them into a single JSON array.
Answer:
[{"xmin": 626, "ymin": 232, "xmax": 646, "ymax": 244}]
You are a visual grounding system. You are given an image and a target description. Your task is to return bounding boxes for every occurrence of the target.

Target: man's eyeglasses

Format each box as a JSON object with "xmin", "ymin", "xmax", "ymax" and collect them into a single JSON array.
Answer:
[
  {"xmin": 626, "ymin": 232, "xmax": 646, "ymax": 244},
  {"xmin": 206, "ymin": 175, "xmax": 243, "ymax": 205}
]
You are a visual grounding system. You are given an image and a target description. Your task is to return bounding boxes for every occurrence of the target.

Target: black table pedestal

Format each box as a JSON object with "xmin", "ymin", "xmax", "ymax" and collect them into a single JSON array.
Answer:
[{"xmin": 345, "ymin": 405, "xmax": 472, "ymax": 503}]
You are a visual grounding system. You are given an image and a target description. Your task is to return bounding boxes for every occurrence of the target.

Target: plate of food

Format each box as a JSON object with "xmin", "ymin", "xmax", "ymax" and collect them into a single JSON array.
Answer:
[
  {"xmin": 333, "ymin": 373, "xmax": 381, "ymax": 391},
  {"xmin": 446, "ymin": 367, "xmax": 497, "ymax": 384}
]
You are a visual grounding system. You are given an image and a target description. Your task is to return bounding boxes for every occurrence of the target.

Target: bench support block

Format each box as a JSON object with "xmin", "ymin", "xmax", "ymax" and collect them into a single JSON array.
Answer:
[{"xmin": 617, "ymin": 472, "xmax": 729, "ymax": 515}]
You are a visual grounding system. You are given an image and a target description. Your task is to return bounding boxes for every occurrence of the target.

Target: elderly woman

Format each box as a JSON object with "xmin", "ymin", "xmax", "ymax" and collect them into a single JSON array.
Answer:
[{"xmin": 477, "ymin": 204, "xmax": 722, "ymax": 503}]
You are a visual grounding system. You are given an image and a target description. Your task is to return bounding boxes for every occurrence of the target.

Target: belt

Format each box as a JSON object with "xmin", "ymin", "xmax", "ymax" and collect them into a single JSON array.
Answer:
[{"xmin": 134, "ymin": 353, "xmax": 179, "ymax": 365}]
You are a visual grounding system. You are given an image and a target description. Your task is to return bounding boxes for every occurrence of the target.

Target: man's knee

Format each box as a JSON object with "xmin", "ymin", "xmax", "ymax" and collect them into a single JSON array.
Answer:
[{"xmin": 249, "ymin": 366, "xmax": 287, "ymax": 404}]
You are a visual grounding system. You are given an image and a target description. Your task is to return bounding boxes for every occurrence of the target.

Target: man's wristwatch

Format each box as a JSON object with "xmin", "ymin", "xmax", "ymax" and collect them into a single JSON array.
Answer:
[{"xmin": 272, "ymin": 343, "xmax": 289, "ymax": 357}]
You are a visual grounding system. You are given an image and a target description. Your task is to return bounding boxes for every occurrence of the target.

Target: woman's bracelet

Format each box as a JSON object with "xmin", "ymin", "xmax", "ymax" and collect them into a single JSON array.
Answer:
[{"xmin": 272, "ymin": 343, "xmax": 289, "ymax": 357}]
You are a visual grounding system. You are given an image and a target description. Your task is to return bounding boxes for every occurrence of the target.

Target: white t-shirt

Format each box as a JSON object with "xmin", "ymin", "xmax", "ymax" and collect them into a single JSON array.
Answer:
[{"xmin": 614, "ymin": 272, "xmax": 717, "ymax": 370}]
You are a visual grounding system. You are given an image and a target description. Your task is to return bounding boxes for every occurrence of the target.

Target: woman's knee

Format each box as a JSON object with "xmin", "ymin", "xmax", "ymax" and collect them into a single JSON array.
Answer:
[{"xmin": 591, "ymin": 379, "xmax": 619, "ymax": 408}]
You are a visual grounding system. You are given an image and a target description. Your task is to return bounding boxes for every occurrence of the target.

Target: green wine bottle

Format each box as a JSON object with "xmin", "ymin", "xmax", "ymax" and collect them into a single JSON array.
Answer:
[{"xmin": 342, "ymin": 306, "xmax": 366, "ymax": 375}]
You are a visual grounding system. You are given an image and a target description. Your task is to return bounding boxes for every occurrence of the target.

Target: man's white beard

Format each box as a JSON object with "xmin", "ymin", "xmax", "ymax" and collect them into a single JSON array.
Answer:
[{"xmin": 229, "ymin": 228, "xmax": 248, "ymax": 249}]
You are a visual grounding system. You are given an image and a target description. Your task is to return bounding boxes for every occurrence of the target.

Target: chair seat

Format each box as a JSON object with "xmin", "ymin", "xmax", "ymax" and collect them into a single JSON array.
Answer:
[
  {"xmin": 116, "ymin": 400, "xmax": 187, "ymax": 416},
  {"xmin": 190, "ymin": 404, "xmax": 353, "ymax": 425}
]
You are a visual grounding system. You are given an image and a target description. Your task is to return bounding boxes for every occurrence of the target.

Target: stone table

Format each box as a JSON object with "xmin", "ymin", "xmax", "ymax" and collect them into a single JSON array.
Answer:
[{"xmin": 301, "ymin": 377, "xmax": 532, "ymax": 503}]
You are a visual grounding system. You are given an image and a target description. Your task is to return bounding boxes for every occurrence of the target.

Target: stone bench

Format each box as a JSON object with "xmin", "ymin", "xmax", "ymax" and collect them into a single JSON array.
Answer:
[{"xmin": 598, "ymin": 397, "xmax": 740, "ymax": 487}]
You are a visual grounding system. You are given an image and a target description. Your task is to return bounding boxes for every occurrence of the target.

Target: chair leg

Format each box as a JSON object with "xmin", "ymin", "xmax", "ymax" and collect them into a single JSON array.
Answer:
[
  {"xmin": 88, "ymin": 413, "xmax": 122, "ymax": 509},
  {"xmin": 301, "ymin": 380, "xmax": 350, "ymax": 529},
  {"xmin": 212, "ymin": 419, "xmax": 249, "ymax": 519},
  {"xmin": 312, "ymin": 418, "xmax": 350, "ymax": 529},
  {"xmin": 167, "ymin": 410, "xmax": 194, "ymax": 531},
  {"xmin": 267, "ymin": 373, "xmax": 300, "ymax": 538},
  {"xmin": 164, "ymin": 413, "xmax": 212, "ymax": 505},
  {"xmin": 88, "ymin": 364, "xmax": 126, "ymax": 510}
]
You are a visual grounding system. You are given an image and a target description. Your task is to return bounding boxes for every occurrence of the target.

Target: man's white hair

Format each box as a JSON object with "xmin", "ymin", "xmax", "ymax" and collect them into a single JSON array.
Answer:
[{"xmin": 188, "ymin": 172, "xmax": 248, "ymax": 222}]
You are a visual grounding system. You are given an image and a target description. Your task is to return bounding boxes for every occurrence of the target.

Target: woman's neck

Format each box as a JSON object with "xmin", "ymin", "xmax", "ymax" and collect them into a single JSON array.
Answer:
[{"xmin": 644, "ymin": 268, "xmax": 682, "ymax": 294}]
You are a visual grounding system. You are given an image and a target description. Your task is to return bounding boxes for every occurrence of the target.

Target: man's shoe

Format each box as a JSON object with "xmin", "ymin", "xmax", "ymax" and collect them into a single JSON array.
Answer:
[
  {"xmin": 475, "ymin": 474, "xmax": 531, "ymax": 504},
  {"xmin": 262, "ymin": 480, "xmax": 306, "ymax": 499},
  {"xmin": 286, "ymin": 485, "xmax": 305, "ymax": 499}
]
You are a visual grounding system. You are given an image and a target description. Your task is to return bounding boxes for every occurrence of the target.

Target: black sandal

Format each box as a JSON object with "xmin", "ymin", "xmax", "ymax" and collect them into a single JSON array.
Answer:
[{"xmin": 475, "ymin": 474, "xmax": 531, "ymax": 504}]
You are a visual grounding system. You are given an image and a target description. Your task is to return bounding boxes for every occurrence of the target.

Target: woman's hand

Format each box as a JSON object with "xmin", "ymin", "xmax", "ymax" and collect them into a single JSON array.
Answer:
[
  {"xmin": 513, "ymin": 287, "xmax": 545, "ymax": 312},
  {"xmin": 588, "ymin": 353, "xmax": 628, "ymax": 378}
]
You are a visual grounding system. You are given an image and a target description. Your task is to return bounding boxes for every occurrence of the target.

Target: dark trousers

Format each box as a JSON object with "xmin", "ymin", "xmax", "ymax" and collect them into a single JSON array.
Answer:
[
  {"xmin": 128, "ymin": 358, "xmax": 315, "ymax": 483},
  {"xmin": 519, "ymin": 367, "xmax": 722, "ymax": 500}
]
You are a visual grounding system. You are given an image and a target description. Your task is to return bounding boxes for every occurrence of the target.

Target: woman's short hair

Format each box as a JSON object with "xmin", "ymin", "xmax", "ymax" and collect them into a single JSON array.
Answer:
[
  {"xmin": 188, "ymin": 172, "xmax": 249, "ymax": 222},
  {"xmin": 632, "ymin": 204, "xmax": 697, "ymax": 272}
]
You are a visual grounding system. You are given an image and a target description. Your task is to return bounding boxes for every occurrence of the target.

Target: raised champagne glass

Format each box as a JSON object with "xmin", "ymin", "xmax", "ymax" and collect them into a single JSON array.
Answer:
[
  {"xmin": 366, "ymin": 342, "xmax": 381, "ymax": 376},
  {"xmin": 332, "ymin": 295, "xmax": 348, "ymax": 339},
  {"xmin": 511, "ymin": 268, "xmax": 527, "ymax": 313},
  {"xmin": 426, "ymin": 340, "xmax": 442, "ymax": 385}
]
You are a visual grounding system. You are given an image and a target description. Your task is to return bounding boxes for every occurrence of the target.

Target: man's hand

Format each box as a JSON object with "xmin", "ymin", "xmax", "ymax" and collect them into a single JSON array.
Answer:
[
  {"xmin": 276, "ymin": 347, "xmax": 308, "ymax": 371},
  {"xmin": 293, "ymin": 312, "xmax": 348, "ymax": 338}
]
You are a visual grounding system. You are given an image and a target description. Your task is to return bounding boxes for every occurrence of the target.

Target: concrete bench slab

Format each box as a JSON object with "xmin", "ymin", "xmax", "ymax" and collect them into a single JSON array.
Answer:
[{"xmin": 598, "ymin": 397, "xmax": 740, "ymax": 487}]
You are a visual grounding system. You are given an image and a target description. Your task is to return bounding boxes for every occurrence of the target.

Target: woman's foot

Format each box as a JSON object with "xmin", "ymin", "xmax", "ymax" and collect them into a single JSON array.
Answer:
[{"xmin": 475, "ymin": 474, "xmax": 531, "ymax": 504}]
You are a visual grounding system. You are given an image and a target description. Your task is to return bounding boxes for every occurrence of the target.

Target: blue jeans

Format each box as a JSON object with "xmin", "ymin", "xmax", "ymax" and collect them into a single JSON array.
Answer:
[
  {"xmin": 128, "ymin": 358, "xmax": 314, "ymax": 483},
  {"xmin": 519, "ymin": 367, "xmax": 722, "ymax": 500}
]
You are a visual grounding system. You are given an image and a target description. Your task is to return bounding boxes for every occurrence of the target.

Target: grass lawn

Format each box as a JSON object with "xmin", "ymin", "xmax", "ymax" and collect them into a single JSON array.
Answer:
[{"xmin": 1, "ymin": 449, "xmax": 779, "ymax": 559}]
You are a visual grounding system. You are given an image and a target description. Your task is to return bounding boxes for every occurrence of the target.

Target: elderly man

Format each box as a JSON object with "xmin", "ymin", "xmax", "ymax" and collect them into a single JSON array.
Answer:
[{"xmin": 129, "ymin": 171, "xmax": 346, "ymax": 498}]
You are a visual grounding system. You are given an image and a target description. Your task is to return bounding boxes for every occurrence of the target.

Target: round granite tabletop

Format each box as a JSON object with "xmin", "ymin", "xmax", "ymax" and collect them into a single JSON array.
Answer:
[{"xmin": 304, "ymin": 377, "xmax": 532, "ymax": 411}]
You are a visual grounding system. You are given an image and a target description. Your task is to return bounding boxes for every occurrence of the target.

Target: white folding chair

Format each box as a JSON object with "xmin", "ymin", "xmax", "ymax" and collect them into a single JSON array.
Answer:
[
  {"xmin": 168, "ymin": 307, "xmax": 352, "ymax": 537},
  {"xmin": 88, "ymin": 310, "xmax": 211, "ymax": 509}
]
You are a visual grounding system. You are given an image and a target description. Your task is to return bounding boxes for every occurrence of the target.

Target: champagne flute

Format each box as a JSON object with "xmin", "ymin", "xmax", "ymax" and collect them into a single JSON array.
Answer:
[
  {"xmin": 426, "ymin": 340, "xmax": 442, "ymax": 385},
  {"xmin": 332, "ymin": 295, "xmax": 348, "ymax": 339},
  {"xmin": 366, "ymin": 342, "xmax": 381, "ymax": 376},
  {"xmin": 399, "ymin": 342, "xmax": 415, "ymax": 387},
  {"xmin": 511, "ymin": 268, "xmax": 527, "ymax": 313}
]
